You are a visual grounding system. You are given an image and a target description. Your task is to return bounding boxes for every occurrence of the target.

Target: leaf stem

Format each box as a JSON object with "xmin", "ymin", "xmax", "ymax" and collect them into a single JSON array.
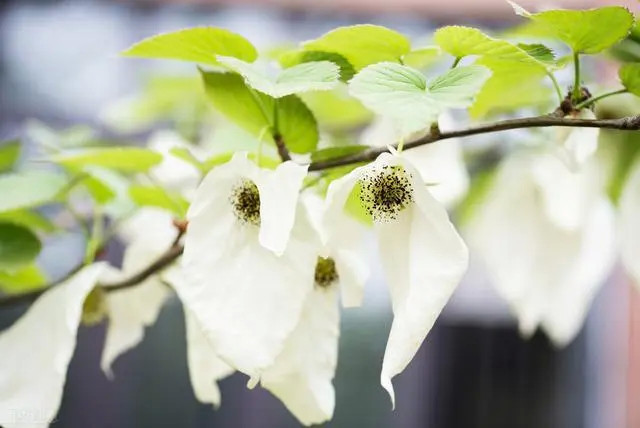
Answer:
[
  {"xmin": 546, "ymin": 71, "xmax": 563, "ymax": 104},
  {"xmin": 575, "ymin": 89, "xmax": 628, "ymax": 110},
  {"xmin": 451, "ymin": 57, "xmax": 462, "ymax": 69},
  {"xmin": 572, "ymin": 52, "xmax": 581, "ymax": 103}
]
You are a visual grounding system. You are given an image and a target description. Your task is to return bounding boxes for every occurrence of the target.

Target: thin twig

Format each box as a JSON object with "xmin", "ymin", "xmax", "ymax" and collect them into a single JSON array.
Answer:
[
  {"xmin": 273, "ymin": 133, "xmax": 291, "ymax": 161},
  {"xmin": 308, "ymin": 114, "xmax": 640, "ymax": 171}
]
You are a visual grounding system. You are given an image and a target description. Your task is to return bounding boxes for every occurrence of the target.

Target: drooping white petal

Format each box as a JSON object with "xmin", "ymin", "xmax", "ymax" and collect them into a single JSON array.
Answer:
[
  {"xmin": 359, "ymin": 114, "xmax": 469, "ymax": 207},
  {"xmin": 177, "ymin": 154, "xmax": 318, "ymax": 377},
  {"xmin": 257, "ymin": 161, "xmax": 309, "ymax": 255},
  {"xmin": 620, "ymin": 161, "xmax": 640, "ymax": 287},
  {"xmin": 466, "ymin": 152, "xmax": 615, "ymax": 346},
  {"xmin": 322, "ymin": 169, "xmax": 370, "ymax": 307},
  {"xmin": 184, "ymin": 310, "xmax": 234, "ymax": 407},
  {"xmin": 260, "ymin": 287, "xmax": 340, "ymax": 426},
  {"xmin": 555, "ymin": 109, "xmax": 599, "ymax": 171},
  {"xmin": 100, "ymin": 209, "xmax": 177, "ymax": 375},
  {"xmin": 374, "ymin": 154, "xmax": 469, "ymax": 407},
  {"xmin": 0, "ymin": 263, "xmax": 106, "ymax": 428}
]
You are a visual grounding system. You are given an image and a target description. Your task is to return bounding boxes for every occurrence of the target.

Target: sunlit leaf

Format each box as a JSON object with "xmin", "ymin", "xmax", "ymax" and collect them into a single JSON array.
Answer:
[
  {"xmin": 0, "ymin": 223, "xmax": 41, "ymax": 271},
  {"xmin": 0, "ymin": 210, "xmax": 56, "ymax": 233},
  {"xmin": 129, "ymin": 185, "xmax": 189, "ymax": 218},
  {"xmin": 508, "ymin": 2, "xmax": 635, "ymax": 54},
  {"xmin": 401, "ymin": 47, "xmax": 442, "ymax": 69},
  {"xmin": 200, "ymin": 70, "xmax": 318, "ymax": 153},
  {"xmin": 0, "ymin": 140, "xmax": 20, "ymax": 173},
  {"xmin": 122, "ymin": 27, "xmax": 258, "ymax": 65},
  {"xmin": 0, "ymin": 264, "xmax": 47, "ymax": 294},
  {"xmin": 349, "ymin": 62, "xmax": 490, "ymax": 137},
  {"xmin": 619, "ymin": 63, "xmax": 640, "ymax": 96},
  {"xmin": 301, "ymin": 89, "xmax": 372, "ymax": 131},
  {"xmin": 310, "ymin": 145, "xmax": 369, "ymax": 162},
  {"xmin": 279, "ymin": 50, "xmax": 356, "ymax": 82},
  {"xmin": 54, "ymin": 147, "xmax": 163, "ymax": 173},
  {"xmin": 302, "ymin": 25, "xmax": 411, "ymax": 71},
  {"xmin": 217, "ymin": 57, "xmax": 339, "ymax": 98},
  {"xmin": 0, "ymin": 171, "xmax": 67, "ymax": 213}
]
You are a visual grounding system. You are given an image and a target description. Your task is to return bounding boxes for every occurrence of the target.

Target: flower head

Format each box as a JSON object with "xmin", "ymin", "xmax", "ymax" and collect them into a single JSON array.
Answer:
[{"xmin": 323, "ymin": 151, "xmax": 469, "ymax": 407}]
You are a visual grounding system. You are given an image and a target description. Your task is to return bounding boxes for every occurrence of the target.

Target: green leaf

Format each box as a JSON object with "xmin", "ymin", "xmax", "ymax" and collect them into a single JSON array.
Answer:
[
  {"xmin": 122, "ymin": 27, "xmax": 258, "ymax": 65},
  {"xmin": 517, "ymin": 43, "xmax": 556, "ymax": 64},
  {"xmin": 619, "ymin": 63, "xmax": 640, "ymax": 96},
  {"xmin": 349, "ymin": 63, "xmax": 490, "ymax": 137},
  {"xmin": 508, "ymin": 2, "xmax": 635, "ymax": 54},
  {"xmin": 0, "ymin": 210, "xmax": 56, "ymax": 233},
  {"xmin": 604, "ymin": 130, "xmax": 640, "ymax": 204},
  {"xmin": 54, "ymin": 147, "xmax": 163, "ymax": 172},
  {"xmin": 217, "ymin": 57, "xmax": 340, "ymax": 98},
  {"xmin": 401, "ymin": 47, "xmax": 442, "ymax": 69},
  {"xmin": 280, "ymin": 50, "xmax": 356, "ymax": 82},
  {"xmin": 201, "ymin": 152, "xmax": 234, "ymax": 172},
  {"xmin": 302, "ymin": 25, "xmax": 411, "ymax": 71},
  {"xmin": 301, "ymin": 89, "xmax": 372, "ymax": 131},
  {"xmin": 434, "ymin": 26, "xmax": 551, "ymax": 70},
  {"xmin": 470, "ymin": 57, "xmax": 551, "ymax": 118},
  {"xmin": 0, "ymin": 171, "xmax": 67, "ymax": 213},
  {"xmin": 0, "ymin": 223, "xmax": 41, "ymax": 271},
  {"xmin": 310, "ymin": 145, "xmax": 369, "ymax": 162},
  {"xmin": 0, "ymin": 264, "xmax": 47, "ymax": 294},
  {"xmin": 0, "ymin": 140, "xmax": 20, "ymax": 173},
  {"xmin": 200, "ymin": 70, "xmax": 318, "ymax": 153},
  {"xmin": 129, "ymin": 185, "xmax": 189, "ymax": 218}
]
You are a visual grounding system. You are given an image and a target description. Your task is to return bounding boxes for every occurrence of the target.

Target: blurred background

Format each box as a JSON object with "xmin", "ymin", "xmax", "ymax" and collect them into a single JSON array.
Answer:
[{"xmin": 1, "ymin": 0, "xmax": 639, "ymax": 427}]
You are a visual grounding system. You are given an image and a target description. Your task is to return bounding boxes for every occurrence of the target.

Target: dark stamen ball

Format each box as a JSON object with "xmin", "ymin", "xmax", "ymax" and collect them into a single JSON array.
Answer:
[
  {"xmin": 230, "ymin": 179, "xmax": 260, "ymax": 226},
  {"xmin": 359, "ymin": 164, "xmax": 414, "ymax": 222},
  {"xmin": 314, "ymin": 257, "xmax": 338, "ymax": 289}
]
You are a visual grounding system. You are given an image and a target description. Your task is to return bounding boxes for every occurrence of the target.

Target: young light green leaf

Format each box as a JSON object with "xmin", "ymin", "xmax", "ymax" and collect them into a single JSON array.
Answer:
[
  {"xmin": 129, "ymin": 185, "xmax": 189, "ymax": 218},
  {"xmin": 619, "ymin": 63, "xmax": 640, "ymax": 96},
  {"xmin": 0, "ymin": 210, "xmax": 56, "ymax": 233},
  {"xmin": 470, "ymin": 57, "xmax": 551, "ymax": 118},
  {"xmin": 401, "ymin": 47, "xmax": 442, "ymax": 69},
  {"xmin": 301, "ymin": 89, "xmax": 372, "ymax": 131},
  {"xmin": 54, "ymin": 147, "xmax": 163, "ymax": 172},
  {"xmin": 508, "ymin": 2, "xmax": 635, "ymax": 54},
  {"xmin": 216, "ymin": 57, "xmax": 340, "ymax": 98},
  {"xmin": 302, "ymin": 25, "xmax": 411, "ymax": 71},
  {"xmin": 122, "ymin": 27, "xmax": 257, "ymax": 65},
  {"xmin": 0, "ymin": 264, "xmax": 47, "ymax": 293},
  {"xmin": 0, "ymin": 223, "xmax": 41, "ymax": 271},
  {"xmin": 280, "ymin": 50, "xmax": 356, "ymax": 82},
  {"xmin": 200, "ymin": 70, "xmax": 318, "ymax": 153},
  {"xmin": 0, "ymin": 140, "xmax": 20, "ymax": 173},
  {"xmin": 310, "ymin": 145, "xmax": 370, "ymax": 162},
  {"xmin": 349, "ymin": 62, "xmax": 490, "ymax": 137},
  {"xmin": 517, "ymin": 43, "xmax": 556, "ymax": 64},
  {"xmin": 434, "ymin": 26, "xmax": 551, "ymax": 70},
  {"xmin": 0, "ymin": 171, "xmax": 67, "ymax": 214}
]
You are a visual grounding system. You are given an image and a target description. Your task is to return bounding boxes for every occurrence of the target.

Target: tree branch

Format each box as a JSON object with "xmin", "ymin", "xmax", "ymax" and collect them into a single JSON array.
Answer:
[
  {"xmin": 273, "ymin": 133, "xmax": 291, "ymax": 162},
  {"xmin": 308, "ymin": 114, "xmax": 640, "ymax": 171}
]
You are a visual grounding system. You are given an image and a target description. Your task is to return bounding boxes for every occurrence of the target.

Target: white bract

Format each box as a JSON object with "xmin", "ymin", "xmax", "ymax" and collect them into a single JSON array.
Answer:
[
  {"xmin": 256, "ymin": 196, "xmax": 368, "ymax": 426},
  {"xmin": 175, "ymin": 152, "xmax": 318, "ymax": 380},
  {"xmin": 359, "ymin": 113, "xmax": 469, "ymax": 207},
  {"xmin": 619, "ymin": 159, "xmax": 640, "ymax": 287},
  {"xmin": 99, "ymin": 208, "xmax": 177, "ymax": 376},
  {"xmin": 466, "ymin": 152, "xmax": 616, "ymax": 345},
  {"xmin": 323, "ymin": 151, "xmax": 469, "ymax": 407},
  {"xmin": 0, "ymin": 263, "xmax": 106, "ymax": 428},
  {"xmin": 555, "ymin": 109, "xmax": 599, "ymax": 171}
]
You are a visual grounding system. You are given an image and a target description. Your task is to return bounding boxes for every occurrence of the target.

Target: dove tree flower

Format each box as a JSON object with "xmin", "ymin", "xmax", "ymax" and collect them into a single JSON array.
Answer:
[
  {"xmin": 0, "ymin": 263, "xmax": 106, "ymax": 428},
  {"xmin": 174, "ymin": 152, "xmax": 318, "ymax": 381},
  {"xmin": 323, "ymin": 151, "xmax": 469, "ymax": 406},
  {"xmin": 619, "ymin": 159, "xmax": 640, "ymax": 288},
  {"xmin": 555, "ymin": 109, "xmax": 600, "ymax": 171},
  {"xmin": 466, "ymin": 152, "xmax": 616, "ymax": 345}
]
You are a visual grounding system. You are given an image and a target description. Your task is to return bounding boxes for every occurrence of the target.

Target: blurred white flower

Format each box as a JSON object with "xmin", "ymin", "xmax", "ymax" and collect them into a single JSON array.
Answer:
[
  {"xmin": 147, "ymin": 130, "xmax": 203, "ymax": 195},
  {"xmin": 0, "ymin": 263, "xmax": 106, "ymax": 428},
  {"xmin": 359, "ymin": 113, "xmax": 469, "ymax": 207},
  {"xmin": 467, "ymin": 152, "xmax": 616, "ymax": 346},
  {"xmin": 323, "ymin": 151, "xmax": 468, "ymax": 407},
  {"xmin": 174, "ymin": 153, "xmax": 318, "ymax": 380},
  {"xmin": 555, "ymin": 109, "xmax": 599, "ymax": 171},
  {"xmin": 99, "ymin": 208, "xmax": 177, "ymax": 376},
  {"xmin": 620, "ymin": 159, "xmax": 640, "ymax": 287},
  {"xmin": 256, "ymin": 196, "xmax": 368, "ymax": 426}
]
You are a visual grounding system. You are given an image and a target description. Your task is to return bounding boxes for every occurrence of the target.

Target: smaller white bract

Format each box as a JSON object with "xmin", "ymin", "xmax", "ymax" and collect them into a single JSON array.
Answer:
[
  {"xmin": 466, "ymin": 152, "xmax": 616, "ymax": 345},
  {"xmin": 323, "ymin": 150, "xmax": 469, "ymax": 407}
]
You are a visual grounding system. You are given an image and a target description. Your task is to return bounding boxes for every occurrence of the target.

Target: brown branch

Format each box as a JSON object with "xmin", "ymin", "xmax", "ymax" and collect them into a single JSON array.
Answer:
[
  {"xmin": 308, "ymin": 114, "xmax": 640, "ymax": 171},
  {"xmin": 273, "ymin": 133, "xmax": 291, "ymax": 162}
]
